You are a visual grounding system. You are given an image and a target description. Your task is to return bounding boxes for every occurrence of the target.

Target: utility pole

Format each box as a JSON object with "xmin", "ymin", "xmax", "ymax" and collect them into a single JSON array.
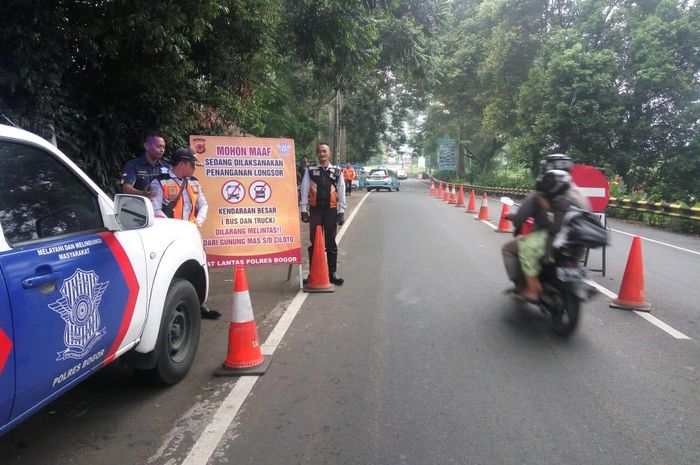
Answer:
[
  {"xmin": 456, "ymin": 125, "xmax": 464, "ymax": 176},
  {"xmin": 332, "ymin": 89, "xmax": 342, "ymax": 166}
]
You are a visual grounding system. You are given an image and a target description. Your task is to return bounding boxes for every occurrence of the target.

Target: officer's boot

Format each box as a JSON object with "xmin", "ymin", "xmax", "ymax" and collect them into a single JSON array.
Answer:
[
  {"xmin": 327, "ymin": 248, "xmax": 344, "ymax": 285},
  {"xmin": 200, "ymin": 304, "xmax": 222, "ymax": 320}
]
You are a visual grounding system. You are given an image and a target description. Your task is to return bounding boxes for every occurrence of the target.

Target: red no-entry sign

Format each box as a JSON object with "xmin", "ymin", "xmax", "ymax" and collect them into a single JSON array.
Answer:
[{"xmin": 570, "ymin": 164, "xmax": 609, "ymax": 212}]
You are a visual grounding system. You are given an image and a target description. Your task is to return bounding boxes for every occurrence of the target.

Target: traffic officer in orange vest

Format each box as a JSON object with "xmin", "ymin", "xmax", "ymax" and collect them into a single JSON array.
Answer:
[
  {"xmin": 342, "ymin": 162, "xmax": 356, "ymax": 196},
  {"xmin": 300, "ymin": 142, "xmax": 347, "ymax": 285},
  {"xmin": 150, "ymin": 147, "xmax": 221, "ymax": 319},
  {"xmin": 150, "ymin": 147, "xmax": 208, "ymax": 224}
]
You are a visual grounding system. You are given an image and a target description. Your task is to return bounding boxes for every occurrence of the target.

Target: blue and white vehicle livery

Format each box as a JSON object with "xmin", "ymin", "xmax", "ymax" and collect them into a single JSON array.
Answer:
[{"xmin": 0, "ymin": 124, "xmax": 208, "ymax": 435}]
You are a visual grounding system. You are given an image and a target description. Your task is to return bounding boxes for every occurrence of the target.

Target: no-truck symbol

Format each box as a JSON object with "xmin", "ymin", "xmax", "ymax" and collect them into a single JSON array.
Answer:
[{"xmin": 248, "ymin": 180, "xmax": 271, "ymax": 203}]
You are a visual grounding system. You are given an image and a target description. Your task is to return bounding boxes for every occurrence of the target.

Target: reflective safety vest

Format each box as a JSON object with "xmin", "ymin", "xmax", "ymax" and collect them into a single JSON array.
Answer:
[
  {"xmin": 159, "ymin": 177, "xmax": 201, "ymax": 222},
  {"xmin": 308, "ymin": 165, "xmax": 340, "ymax": 208},
  {"xmin": 342, "ymin": 167, "xmax": 356, "ymax": 181}
]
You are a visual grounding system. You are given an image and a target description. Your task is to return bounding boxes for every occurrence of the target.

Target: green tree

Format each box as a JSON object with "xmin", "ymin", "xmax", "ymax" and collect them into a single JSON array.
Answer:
[{"xmin": 514, "ymin": 0, "xmax": 700, "ymax": 199}]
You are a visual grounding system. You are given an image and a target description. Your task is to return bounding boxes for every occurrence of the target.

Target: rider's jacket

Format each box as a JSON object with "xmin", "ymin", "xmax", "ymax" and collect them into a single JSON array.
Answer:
[{"xmin": 510, "ymin": 184, "xmax": 591, "ymax": 234}]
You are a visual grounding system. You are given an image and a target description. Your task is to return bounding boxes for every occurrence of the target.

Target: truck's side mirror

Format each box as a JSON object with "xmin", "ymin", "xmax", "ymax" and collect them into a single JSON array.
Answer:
[{"xmin": 114, "ymin": 194, "xmax": 155, "ymax": 230}]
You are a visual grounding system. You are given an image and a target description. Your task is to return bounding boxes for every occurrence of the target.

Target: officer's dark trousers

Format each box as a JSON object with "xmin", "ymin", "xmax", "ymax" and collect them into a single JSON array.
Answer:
[{"xmin": 308, "ymin": 206, "xmax": 338, "ymax": 274}]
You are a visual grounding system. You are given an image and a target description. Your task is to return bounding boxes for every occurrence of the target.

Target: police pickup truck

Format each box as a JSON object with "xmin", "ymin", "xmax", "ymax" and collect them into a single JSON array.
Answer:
[{"xmin": 0, "ymin": 124, "xmax": 208, "ymax": 435}]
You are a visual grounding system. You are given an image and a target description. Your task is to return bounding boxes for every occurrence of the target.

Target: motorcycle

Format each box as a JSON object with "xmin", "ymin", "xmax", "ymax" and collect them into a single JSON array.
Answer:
[{"xmin": 501, "ymin": 197, "xmax": 606, "ymax": 335}]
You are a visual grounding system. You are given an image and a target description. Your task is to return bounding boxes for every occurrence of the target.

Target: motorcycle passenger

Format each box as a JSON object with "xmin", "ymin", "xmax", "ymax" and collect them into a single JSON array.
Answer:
[{"xmin": 502, "ymin": 155, "xmax": 591, "ymax": 301}]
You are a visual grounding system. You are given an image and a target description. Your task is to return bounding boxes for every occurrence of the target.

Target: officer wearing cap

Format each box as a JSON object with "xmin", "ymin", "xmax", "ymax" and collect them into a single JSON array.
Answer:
[
  {"xmin": 121, "ymin": 132, "xmax": 171, "ymax": 198},
  {"xmin": 149, "ymin": 147, "xmax": 208, "ymax": 225},
  {"xmin": 150, "ymin": 147, "xmax": 220, "ymax": 319}
]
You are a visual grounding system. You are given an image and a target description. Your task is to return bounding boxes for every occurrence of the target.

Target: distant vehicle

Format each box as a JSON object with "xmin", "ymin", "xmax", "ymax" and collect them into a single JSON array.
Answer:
[
  {"xmin": 396, "ymin": 169, "xmax": 408, "ymax": 180},
  {"xmin": 366, "ymin": 169, "xmax": 400, "ymax": 192},
  {"xmin": 0, "ymin": 124, "xmax": 208, "ymax": 435}
]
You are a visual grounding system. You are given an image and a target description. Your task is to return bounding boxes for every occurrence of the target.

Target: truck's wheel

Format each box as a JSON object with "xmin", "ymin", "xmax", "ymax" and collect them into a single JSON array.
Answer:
[{"xmin": 141, "ymin": 279, "xmax": 201, "ymax": 385}]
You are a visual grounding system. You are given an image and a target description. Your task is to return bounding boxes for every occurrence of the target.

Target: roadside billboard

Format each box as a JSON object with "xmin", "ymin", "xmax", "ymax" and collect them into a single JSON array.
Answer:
[
  {"xmin": 190, "ymin": 135, "xmax": 302, "ymax": 268},
  {"xmin": 437, "ymin": 138, "xmax": 457, "ymax": 171}
]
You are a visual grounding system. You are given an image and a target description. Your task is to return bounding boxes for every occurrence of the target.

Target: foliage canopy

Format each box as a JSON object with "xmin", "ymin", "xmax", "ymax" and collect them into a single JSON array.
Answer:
[{"xmin": 1, "ymin": 0, "xmax": 698, "ymax": 201}]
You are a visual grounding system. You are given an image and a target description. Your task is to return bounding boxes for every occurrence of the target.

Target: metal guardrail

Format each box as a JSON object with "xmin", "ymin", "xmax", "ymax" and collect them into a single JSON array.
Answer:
[
  {"xmin": 608, "ymin": 198, "xmax": 700, "ymax": 222},
  {"xmin": 466, "ymin": 185, "xmax": 530, "ymax": 197},
  {"xmin": 429, "ymin": 178, "xmax": 700, "ymax": 222}
]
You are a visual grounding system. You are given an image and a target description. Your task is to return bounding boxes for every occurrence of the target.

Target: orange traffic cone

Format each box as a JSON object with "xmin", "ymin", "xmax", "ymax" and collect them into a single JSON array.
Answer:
[
  {"xmin": 496, "ymin": 204, "xmax": 512, "ymax": 232},
  {"xmin": 429, "ymin": 181, "xmax": 435, "ymax": 197},
  {"xmin": 215, "ymin": 266, "xmax": 271, "ymax": 376},
  {"xmin": 520, "ymin": 217, "xmax": 534, "ymax": 236},
  {"xmin": 448, "ymin": 185, "xmax": 457, "ymax": 204},
  {"xmin": 304, "ymin": 225, "xmax": 334, "ymax": 293},
  {"xmin": 610, "ymin": 236, "xmax": 652, "ymax": 311},
  {"xmin": 475, "ymin": 193, "xmax": 490, "ymax": 220},
  {"xmin": 465, "ymin": 189, "xmax": 477, "ymax": 213},
  {"xmin": 437, "ymin": 182, "xmax": 444, "ymax": 198},
  {"xmin": 443, "ymin": 184, "xmax": 451, "ymax": 202},
  {"xmin": 455, "ymin": 186, "xmax": 465, "ymax": 207}
]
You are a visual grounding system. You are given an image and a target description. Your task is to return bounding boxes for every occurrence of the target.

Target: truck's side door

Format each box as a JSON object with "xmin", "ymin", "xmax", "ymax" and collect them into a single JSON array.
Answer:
[{"xmin": 0, "ymin": 139, "xmax": 144, "ymax": 423}]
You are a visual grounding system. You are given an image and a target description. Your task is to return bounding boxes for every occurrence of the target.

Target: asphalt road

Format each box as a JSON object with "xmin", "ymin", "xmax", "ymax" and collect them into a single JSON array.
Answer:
[{"xmin": 1, "ymin": 178, "xmax": 698, "ymax": 464}]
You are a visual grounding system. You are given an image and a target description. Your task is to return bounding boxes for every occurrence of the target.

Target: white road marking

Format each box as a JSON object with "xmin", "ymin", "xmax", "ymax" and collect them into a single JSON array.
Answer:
[
  {"xmin": 634, "ymin": 313, "xmax": 692, "ymax": 340},
  {"xmin": 179, "ymin": 192, "xmax": 372, "ymax": 465},
  {"xmin": 480, "ymin": 219, "xmax": 498, "ymax": 230},
  {"xmin": 181, "ymin": 376, "xmax": 257, "ymax": 465},
  {"xmin": 260, "ymin": 291, "xmax": 309, "ymax": 355},
  {"xmin": 583, "ymin": 279, "xmax": 618, "ymax": 300},
  {"xmin": 610, "ymin": 228, "xmax": 700, "ymax": 256},
  {"xmin": 337, "ymin": 191, "xmax": 371, "ymax": 243},
  {"xmin": 584, "ymin": 279, "xmax": 691, "ymax": 340}
]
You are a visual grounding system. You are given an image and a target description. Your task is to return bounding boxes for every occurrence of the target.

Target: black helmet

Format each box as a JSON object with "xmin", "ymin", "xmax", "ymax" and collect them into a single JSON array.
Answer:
[
  {"xmin": 539, "ymin": 154, "xmax": 573, "ymax": 174},
  {"xmin": 536, "ymin": 169, "xmax": 571, "ymax": 199}
]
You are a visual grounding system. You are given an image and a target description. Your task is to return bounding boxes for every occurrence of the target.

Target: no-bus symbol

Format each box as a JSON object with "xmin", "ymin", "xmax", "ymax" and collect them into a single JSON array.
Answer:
[{"xmin": 222, "ymin": 180, "xmax": 245, "ymax": 204}]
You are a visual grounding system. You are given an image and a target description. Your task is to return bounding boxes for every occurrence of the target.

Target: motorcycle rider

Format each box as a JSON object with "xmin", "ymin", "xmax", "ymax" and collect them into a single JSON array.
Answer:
[{"xmin": 502, "ymin": 154, "xmax": 591, "ymax": 301}]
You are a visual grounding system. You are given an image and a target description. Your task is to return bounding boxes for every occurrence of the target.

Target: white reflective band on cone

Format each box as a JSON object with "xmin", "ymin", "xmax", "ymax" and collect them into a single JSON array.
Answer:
[{"xmin": 231, "ymin": 292, "xmax": 254, "ymax": 323}]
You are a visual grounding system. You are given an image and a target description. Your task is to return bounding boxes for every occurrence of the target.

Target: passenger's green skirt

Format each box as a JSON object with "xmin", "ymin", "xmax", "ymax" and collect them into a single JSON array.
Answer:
[{"xmin": 517, "ymin": 229, "xmax": 548, "ymax": 277}]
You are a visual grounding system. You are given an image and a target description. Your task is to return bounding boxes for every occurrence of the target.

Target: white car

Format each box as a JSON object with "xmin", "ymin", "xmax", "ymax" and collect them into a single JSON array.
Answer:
[
  {"xmin": 396, "ymin": 169, "xmax": 408, "ymax": 180},
  {"xmin": 0, "ymin": 124, "xmax": 208, "ymax": 435}
]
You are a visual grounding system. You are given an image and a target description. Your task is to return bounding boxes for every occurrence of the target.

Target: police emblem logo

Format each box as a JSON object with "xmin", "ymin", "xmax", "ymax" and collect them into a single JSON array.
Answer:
[
  {"xmin": 49, "ymin": 268, "xmax": 109, "ymax": 361},
  {"xmin": 193, "ymin": 138, "xmax": 206, "ymax": 154},
  {"xmin": 278, "ymin": 142, "xmax": 291, "ymax": 157}
]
